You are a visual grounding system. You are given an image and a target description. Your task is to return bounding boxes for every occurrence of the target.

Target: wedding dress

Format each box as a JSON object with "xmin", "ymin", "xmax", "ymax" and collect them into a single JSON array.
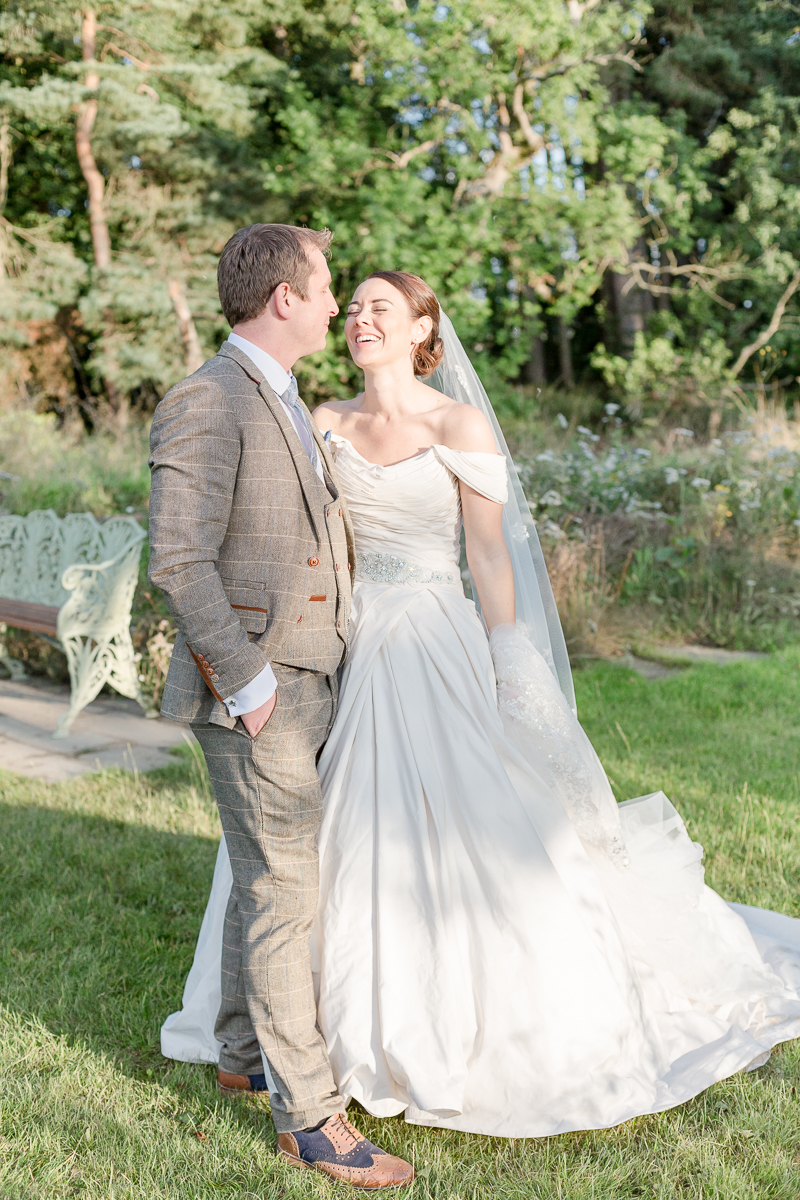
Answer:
[{"xmin": 162, "ymin": 432, "xmax": 800, "ymax": 1138}]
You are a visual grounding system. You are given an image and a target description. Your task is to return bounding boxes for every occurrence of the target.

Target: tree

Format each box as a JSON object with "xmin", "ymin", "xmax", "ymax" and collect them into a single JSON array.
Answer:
[{"xmin": 1, "ymin": 0, "xmax": 798, "ymax": 421}]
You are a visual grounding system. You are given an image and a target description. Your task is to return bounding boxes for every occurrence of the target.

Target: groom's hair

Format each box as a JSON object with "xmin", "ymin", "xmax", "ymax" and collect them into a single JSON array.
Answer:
[{"xmin": 218, "ymin": 223, "xmax": 333, "ymax": 327}]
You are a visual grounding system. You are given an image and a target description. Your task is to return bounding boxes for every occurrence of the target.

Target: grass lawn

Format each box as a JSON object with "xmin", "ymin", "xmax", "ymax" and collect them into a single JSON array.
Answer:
[{"xmin": 2, "ymin": 651, "xmax": 800, "ymax": 1199}]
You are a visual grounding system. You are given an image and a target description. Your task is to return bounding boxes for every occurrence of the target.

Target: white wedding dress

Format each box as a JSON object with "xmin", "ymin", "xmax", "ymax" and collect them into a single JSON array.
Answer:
[{"xmin": 162, "ymin": 434, "xmax": 800, "ymax": 1138}]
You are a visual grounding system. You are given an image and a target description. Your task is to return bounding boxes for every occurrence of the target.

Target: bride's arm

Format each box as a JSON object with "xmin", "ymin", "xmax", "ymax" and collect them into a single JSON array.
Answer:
[
  {"xmin": 442, "ymin": 403, "xmax": 515, "ymax": 629},
  {"xmin": 461, "ymin": 485, "xmax": 515, "ymax": 630}
]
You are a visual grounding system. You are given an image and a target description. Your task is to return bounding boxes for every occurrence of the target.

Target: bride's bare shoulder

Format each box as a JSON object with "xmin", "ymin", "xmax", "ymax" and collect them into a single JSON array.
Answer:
[
  {"xmin": 436, "ymin": 399, "xmax": 496, "ymax": 454},
  {"xmin": 312, "ymin": 397, "xmax": 362, "ymax": 431}
]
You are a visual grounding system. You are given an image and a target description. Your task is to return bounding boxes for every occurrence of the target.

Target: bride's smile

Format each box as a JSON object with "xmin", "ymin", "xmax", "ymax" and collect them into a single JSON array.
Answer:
[{"xmin": 345, "ymin": 276, "xmax": 434, "ymax": 372}]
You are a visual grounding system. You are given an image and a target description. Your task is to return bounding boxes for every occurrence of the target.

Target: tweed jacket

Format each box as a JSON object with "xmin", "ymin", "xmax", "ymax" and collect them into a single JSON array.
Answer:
[{"xmin": 148, "ymin": 341, "xmax": 356, "ymax": 728}]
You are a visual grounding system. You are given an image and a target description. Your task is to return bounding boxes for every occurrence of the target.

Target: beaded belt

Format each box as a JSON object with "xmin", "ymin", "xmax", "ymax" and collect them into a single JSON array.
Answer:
[{"xmin": 355, "ymin": 551, "xmax": 457, "ymax": 586}]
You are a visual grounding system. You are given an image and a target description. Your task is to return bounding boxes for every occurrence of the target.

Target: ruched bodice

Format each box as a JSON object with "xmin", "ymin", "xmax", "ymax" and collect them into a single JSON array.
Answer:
[{"xmin": 329, "ymin": 435, "xmax": 508, "ymax": 583}]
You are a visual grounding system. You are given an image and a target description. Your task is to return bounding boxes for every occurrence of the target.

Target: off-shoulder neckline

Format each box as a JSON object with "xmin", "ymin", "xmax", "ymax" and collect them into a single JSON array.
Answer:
[{"xmin": 327, "ymin": 432, "xmax": 503, "ymax": 471}]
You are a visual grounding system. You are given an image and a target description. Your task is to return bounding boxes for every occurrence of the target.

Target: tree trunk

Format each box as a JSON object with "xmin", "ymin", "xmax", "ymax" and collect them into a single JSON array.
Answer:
[
  {"xmin": 0, "ymin": 113, "xmax": 10, "ymax": 279},
  {"xmin": 609, "ymin": 238, "xmax": 654, "ymax": 355},
  {"xmin": 523, "ymin": 332, "xmax": 547, "ymax": 387},
  {"xmin": 0, "ymin": 115, "xmax": 10, "ymax": 213},
  {"xmin": 75, "ymin": 9, "xmax": 111, "ymax": 270},
  {"xmin": 558, "ymin": 317, "xmax": 575, "ymax": 389},
  {"xmin": 168, "ymin": 279, "xmax": 204, "ymax": 375}
]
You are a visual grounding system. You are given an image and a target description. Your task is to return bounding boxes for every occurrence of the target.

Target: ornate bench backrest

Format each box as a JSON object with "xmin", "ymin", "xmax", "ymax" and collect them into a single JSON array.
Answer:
[{"xmin": 0, "ymin": 510, "xmax": 146, "ymax": 609}]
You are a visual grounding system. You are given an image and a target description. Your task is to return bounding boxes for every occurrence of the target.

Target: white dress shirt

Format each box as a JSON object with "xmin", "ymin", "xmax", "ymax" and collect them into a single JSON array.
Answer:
[{"xmin": 222, "ymin": 333, "xmax": 324, "ymax": 718}]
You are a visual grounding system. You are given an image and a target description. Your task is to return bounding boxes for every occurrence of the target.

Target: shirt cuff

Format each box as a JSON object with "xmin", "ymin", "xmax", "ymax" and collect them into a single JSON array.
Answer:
[{"xmin": 224, "ymin": 662, "xmax": 277, "ymax": 717}]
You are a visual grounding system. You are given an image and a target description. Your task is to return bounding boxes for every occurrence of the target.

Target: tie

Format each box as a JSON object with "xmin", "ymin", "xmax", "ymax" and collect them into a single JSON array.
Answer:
[{"xmin": 281, "ymin": 375, "xmax": 321, "ymax": 477}]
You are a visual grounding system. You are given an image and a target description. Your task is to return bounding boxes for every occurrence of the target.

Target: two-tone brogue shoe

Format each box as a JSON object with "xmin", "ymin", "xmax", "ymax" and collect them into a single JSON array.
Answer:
[
  {"xmin": 277, "ymin": 1113, "xmax": 414, "ymax": 1190},
  {"xmin": 217, "ymin": 1068, "xmax": 270, "ymax": 1096}
]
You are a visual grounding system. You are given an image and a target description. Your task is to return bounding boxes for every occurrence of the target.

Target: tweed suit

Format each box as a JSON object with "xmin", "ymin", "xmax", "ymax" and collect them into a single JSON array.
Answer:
[{"xmin": 148, "ymin": 341, "xmax": 355, "ymax": 1131}]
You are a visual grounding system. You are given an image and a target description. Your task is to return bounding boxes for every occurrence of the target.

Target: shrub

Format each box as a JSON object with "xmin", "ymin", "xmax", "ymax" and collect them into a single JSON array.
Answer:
[{"xmin": 521, "ymin": 406, "xmax": 800, "ymax": 653}]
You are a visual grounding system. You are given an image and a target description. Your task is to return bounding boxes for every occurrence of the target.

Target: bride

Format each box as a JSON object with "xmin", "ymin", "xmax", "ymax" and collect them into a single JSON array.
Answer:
[{"xmin": 162, "ymin": 270, "xmax": 800, "ymax": 1138}]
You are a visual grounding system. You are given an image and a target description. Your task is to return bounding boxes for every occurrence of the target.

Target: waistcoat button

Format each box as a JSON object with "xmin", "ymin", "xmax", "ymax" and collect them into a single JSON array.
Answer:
[
  {"xmin": 338, "ymin": 509, "xmax": 342, "ymax": 517},
  {"xmin": 335, "ymin": 563, "xmax": 340, "ymax": 571},
  {"xmin": 308, "ymin": 557, "xmax": 319, "ymax": 567}
]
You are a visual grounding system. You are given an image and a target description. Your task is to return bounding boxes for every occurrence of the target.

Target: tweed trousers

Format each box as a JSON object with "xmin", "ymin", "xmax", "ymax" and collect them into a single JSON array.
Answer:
[{"xmin": 191, "ymin": 664, "xmax": 346, "ymax": 1133}]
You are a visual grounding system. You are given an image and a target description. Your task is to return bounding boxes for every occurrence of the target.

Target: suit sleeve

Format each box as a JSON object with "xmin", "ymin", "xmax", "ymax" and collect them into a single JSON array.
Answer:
[{"xmin": 148, "ymin": 375, "xmax": 269, "ymax": 700}]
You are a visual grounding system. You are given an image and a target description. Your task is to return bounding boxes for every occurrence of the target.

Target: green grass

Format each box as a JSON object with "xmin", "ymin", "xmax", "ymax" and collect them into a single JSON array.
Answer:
[{"xmin": 2, "ymin": 655, "xmax": 800, "ymax": 1198}]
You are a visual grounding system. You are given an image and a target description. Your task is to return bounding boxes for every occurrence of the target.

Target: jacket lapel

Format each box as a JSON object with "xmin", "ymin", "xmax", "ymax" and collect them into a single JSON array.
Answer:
[
  {"xmin": 313, "ymin": 423, "xmax": 357, "ymax": 581},
  {"xmin": 312, "ymin": 422, "xmax": 340, "ymax": 497},
  {"xmin": 218, "ymin": 342, "xmax": 331, "ymax": 542}
]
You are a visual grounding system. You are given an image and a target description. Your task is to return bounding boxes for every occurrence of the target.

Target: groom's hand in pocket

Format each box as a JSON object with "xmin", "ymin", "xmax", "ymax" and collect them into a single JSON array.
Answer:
[{"xmin": 240, "ymin": 690, "xmax": 277, "ymax": 737}]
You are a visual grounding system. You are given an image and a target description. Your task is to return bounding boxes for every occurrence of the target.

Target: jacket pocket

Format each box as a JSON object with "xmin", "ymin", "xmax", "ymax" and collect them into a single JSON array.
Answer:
[{"xmin": 221, "ymin": 581, "xmax": 270, "ymax": 634}]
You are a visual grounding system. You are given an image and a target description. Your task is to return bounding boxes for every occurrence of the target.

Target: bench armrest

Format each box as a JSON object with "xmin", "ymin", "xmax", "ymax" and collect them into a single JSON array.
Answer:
[{"xmin": 58, "ymin": 542, "xmax": 144, "ymax": 639}]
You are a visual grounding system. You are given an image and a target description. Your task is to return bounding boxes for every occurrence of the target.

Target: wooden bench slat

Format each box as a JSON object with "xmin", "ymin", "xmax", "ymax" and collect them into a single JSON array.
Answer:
[{"xmin": 0, "ymin": 598, "xmax": 60, "ymax": 636}]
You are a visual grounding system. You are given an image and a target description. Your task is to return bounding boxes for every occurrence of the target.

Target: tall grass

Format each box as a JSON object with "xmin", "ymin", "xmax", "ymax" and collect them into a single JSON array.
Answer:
[
  {"xmin": 523, "ymin": 401, "xmax": 800, "ymax": 654},
  {"xmin": 0, "ymin": 408, "xmax": 151, "ymax": 519}
]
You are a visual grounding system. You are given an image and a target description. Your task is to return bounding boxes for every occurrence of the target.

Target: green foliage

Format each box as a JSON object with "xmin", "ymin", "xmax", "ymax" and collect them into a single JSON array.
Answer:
[{"xmin": 1, "ymin": 0, "xmax": 798, "ymax": 417}]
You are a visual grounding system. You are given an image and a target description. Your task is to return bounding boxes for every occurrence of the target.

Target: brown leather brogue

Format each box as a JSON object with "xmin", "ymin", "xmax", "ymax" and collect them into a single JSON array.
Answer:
[
  {"xmin": 277, "ymin": 1113, "xmax": 414, "ymax": 1190},
  {"xmin": 217, "ymin": 1068, "xmax": 269, "ymax": 1096}
]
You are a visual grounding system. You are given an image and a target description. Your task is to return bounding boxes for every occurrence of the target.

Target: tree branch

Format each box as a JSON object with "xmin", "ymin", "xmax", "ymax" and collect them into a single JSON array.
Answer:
[
  {"xmin": 731, "ymin": 269, "xmax": 800, "ymax": 376},
  {"xmin": 566, "ymin": 0, "xmax": 602, "ymax": 20},
  {"xmin": 386, "ymin": 139, "xmax": 438, "ymax": 168},
  {"xmin": 526, "ymin": 49, "xmax": 641, "ymax": 82},
  {"xmin": 101, "ymin": 42, "xmax": 151, "ymax": 70},
  {"xmin": 512, "ymin": 84, "xmax": 545, "ymax": 151},
  {"xmin": 618, "ymin": 258, "xmax": 742, "ymax": 308}
]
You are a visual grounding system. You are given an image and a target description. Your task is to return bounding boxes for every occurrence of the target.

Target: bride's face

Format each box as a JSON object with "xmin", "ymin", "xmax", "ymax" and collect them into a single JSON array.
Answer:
[{"xmin": 345, "ymin": 278, "xmax": 432, "ymax": 371}]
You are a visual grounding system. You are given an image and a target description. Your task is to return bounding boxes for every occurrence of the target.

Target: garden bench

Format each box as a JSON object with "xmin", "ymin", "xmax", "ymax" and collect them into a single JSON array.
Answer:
[{"xmin": 0, "ymin": 509, "xmax": 154, "ymax": 737}]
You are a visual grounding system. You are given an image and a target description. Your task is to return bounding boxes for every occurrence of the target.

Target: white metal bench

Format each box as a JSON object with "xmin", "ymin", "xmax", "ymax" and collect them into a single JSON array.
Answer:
[{"xmin": 0, "ymin": 509, "xmax": 154, "ymax": 737}]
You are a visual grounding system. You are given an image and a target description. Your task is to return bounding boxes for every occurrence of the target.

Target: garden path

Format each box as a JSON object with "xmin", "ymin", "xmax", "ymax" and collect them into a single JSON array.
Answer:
[
  {"xmin": 0, "ymin": 677, "xmax": 191, "ymax": 781},
  {"xmin": 617, "ymin": 645, "xmax": 769, "ymax": 680}
]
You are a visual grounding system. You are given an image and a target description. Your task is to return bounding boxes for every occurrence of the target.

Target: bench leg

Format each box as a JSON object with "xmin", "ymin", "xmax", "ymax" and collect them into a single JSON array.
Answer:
[
  {"xmin": 0, "ymin": 623, "xmax": 28, "ymax": 681},
  {"xmin": 54, "ymin": 629, "xmax": 156, "ymax": 739},
  {"xmin": 105, "ymin": 626, "xmax": 158, "ymax": 718}
]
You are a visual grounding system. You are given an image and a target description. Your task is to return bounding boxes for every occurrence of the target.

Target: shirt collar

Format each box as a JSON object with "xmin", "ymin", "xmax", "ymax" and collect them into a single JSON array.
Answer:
[{"xmin": 226, "ymin": 332, "xmax": 292, "ymax": 398}]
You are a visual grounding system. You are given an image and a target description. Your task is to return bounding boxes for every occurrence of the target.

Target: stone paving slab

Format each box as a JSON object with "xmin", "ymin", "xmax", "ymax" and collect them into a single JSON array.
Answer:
[
  {"xmin": 618, "ymin": 653, "xmax": 680, "ymax": 680},
  {"xmin": 610, "ymin": 644, "xmax": 769, "ymax": 680},
  {"xmin": 639, "ymin": 644, "xmax": 768, "ymax": 667},
  {"xmin": 0, "ymin": 677, "xmax": 192, "ymax": 782}
]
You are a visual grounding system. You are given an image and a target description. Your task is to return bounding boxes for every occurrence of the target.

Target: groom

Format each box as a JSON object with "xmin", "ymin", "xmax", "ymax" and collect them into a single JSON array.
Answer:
[{"xmin": 148, "ymin": 224, "xmax": 413, "ymax": 1189}]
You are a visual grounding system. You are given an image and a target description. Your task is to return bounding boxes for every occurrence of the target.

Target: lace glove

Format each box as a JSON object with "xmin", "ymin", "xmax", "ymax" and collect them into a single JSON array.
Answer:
[{"xmin": 488, "ymin": 623, "xmax": 629, "ymax": 867}]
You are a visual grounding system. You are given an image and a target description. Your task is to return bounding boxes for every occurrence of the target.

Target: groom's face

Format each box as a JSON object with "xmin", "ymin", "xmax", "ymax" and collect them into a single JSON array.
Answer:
[{"xmin": 291, "ymin": 247, "xmax": 339, "ymax": 355}]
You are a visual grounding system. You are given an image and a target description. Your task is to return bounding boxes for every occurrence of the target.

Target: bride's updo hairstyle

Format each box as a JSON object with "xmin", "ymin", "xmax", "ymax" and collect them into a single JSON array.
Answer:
[{"xmin": 365, "ymin": 271, "xmax": 445, "ymax": 376}]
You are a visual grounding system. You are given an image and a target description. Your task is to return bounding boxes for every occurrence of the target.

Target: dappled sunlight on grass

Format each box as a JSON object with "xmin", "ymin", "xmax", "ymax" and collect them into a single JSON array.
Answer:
[{"xmin": 1, "ymin": 654, "xmax": 799, "ymax": 1196}]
